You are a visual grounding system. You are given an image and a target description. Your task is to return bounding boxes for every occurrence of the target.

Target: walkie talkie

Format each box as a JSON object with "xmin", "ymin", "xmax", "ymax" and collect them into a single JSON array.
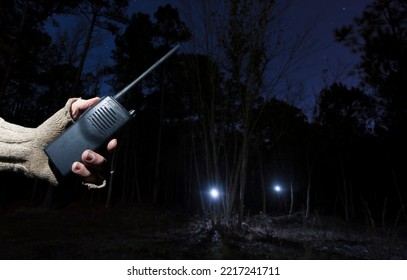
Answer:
[{"xmin": 44, "ymin": 44, "xmax": 180, "ymax": 179}]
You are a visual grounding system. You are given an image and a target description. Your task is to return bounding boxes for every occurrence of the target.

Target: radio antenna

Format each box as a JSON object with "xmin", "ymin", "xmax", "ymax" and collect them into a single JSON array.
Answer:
[{"xmin": 114, "ymin": 44, "xmax": 180, "ymax": 104}]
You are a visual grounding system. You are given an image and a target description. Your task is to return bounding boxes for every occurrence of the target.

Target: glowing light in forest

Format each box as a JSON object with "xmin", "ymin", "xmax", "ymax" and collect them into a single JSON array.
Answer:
[
  {"xmin": 274, "ymin": 185, "xmax": 282, "ymax": 193},
  {"xmin": 209, "ymin": 188, "xmax": 220, "ymax": 200}
]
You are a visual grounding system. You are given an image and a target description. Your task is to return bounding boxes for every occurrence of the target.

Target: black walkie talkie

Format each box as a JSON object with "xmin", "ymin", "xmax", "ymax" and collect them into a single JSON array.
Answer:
[{"xmin": 44, "ymin": 45, "xmax": 180, "ymax": 179}]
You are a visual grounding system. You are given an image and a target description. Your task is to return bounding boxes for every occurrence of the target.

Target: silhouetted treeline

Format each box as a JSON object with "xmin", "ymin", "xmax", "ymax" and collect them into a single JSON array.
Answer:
[{"xmin": 0, "ymin": 0, "xmax": 406, "ymax": 228}]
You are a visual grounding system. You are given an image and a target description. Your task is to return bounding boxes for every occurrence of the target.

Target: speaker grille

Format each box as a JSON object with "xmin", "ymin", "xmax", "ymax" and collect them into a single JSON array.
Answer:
[{"xmin": 89, "ymin": 106, "xmax": 118, "ymax": 134}]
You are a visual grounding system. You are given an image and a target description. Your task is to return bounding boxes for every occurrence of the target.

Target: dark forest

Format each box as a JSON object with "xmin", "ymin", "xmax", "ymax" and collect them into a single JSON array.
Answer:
[{"xmin": 0, "ymin": 0, "xmax": 406, "ymax": 259}]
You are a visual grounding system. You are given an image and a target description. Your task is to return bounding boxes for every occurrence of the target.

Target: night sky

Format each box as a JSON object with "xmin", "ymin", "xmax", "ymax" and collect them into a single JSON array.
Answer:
[
  {"xmin": 47, "ymin": 0, "xmax": 375, "ymax": 118},
  {"xmin": 126, "ymin": 0, "xmax": 373, "ymax": 117},
  {"xmin": 43, "ymin": 0, "xmax": 374, "ymax": 117},
  {"xmin": 283, "ymin": 0, "xmax": 372, "ymax": 114}
]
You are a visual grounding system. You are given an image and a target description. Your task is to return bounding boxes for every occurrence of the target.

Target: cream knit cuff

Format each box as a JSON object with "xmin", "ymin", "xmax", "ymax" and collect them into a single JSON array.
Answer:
[{"xmin": 0, "ymin": 98, "xmax": 76, "ymax": 185}]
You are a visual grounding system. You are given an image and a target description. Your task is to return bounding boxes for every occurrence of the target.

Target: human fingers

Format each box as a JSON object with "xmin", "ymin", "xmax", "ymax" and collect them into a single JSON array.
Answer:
[
  {"xmin": 70, "ymin": 97, "xmax": 101, "ymax": 120},
  {"xmin": 71, "ymin": 161, "xmax": 91, "ymax": 178},
  {"xmin": 107, "ymin": 139, "xmax": 117, "ymax": 152},
  {"xmin": 71, "ymin": 150, "xmax": 107, "ymax": 179},
  {"xmin": 71, "ymin": 161, "xmax": 104, "ymax": 185},
  {"xmin": 80, "ymin": 149, "xmax": 107, "ymax": 171}
]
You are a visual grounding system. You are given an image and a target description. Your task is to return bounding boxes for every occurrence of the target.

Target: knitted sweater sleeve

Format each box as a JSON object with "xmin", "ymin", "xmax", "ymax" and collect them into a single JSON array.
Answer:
[{"xmin": 0, "ymin": 98, "xmax": 77, "ymax": 185}]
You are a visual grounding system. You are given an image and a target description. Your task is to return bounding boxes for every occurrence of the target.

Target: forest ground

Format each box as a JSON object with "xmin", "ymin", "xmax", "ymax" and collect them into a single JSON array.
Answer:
[{"xmin": 0, "ymin": 201, "xmax": 406, "ymax": 260}]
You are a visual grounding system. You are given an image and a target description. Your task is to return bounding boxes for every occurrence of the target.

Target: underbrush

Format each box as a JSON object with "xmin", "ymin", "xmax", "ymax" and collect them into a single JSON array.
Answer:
[{"xmin": 0, "ymin": 202, "xmax": 405, "ymax": 259}]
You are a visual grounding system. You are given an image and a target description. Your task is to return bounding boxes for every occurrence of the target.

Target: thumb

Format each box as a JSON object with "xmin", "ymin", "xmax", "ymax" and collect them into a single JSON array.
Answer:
[{"xmin": 71, "ymin": 97, "xmax": 101, "ymax": 120}]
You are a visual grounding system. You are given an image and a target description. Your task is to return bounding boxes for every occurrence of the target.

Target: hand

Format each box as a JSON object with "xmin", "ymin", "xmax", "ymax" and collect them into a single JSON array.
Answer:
[
  {"xmin": 71, "ymin": 139, "xmax": 117, "ymax": 184},
  {"xmin": 69, "ymin": 97, "xmax": 118, "ymax": 185}
]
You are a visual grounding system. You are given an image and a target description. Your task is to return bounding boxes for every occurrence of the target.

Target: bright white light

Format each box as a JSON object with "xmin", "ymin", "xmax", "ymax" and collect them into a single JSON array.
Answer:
[
  {"xmin": 274, "ymin": 185, "xmax": 282, "ymax": 193},
  {"xmin": 210, "ymin": 188, "xmax": 220, "ymax": 199}
]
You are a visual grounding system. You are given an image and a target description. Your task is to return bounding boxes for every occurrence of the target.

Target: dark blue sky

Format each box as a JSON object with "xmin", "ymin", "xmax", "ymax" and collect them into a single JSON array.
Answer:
[
  {"xmin": 127, "ymin": 0, "xmax": 373, "ymax": 117},
  {"xmin": 280, "ymin": 0, "xmax": 373, "ymax": 114},
  {"xmin": 47, "ymin": 0, "xmax": 373, "ymax": 117}
]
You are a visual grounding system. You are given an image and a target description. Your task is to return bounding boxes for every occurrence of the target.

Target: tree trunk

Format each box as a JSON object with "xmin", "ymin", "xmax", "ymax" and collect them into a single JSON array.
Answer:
[
  {"xmin": 238, "ymin": 135, "xmax": 249, "ymax": 227},
  {"xmin": 152, "ymin": 85, "xmax": 165, "ymax": 204},
  {"xmin": 259, "ymin": 152, "xmax": 266, "ymax": 213},
  {"xmin": 289, "ymin": 180, "xmax": 294, "ymax": 216},
  {"xmin": 305, "ymin": 149, "xmax": 312, "ymax": 218}
]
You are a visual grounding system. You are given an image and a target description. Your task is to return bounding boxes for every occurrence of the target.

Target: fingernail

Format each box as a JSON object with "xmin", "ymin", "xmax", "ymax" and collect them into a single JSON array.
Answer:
[
  {"xmin": 72, "ymin": 162, "xmax": 81, "ymax": 171},
  {"xmin": 85, "ymin": 151, "xmax": 95, "ymax": 162}
]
